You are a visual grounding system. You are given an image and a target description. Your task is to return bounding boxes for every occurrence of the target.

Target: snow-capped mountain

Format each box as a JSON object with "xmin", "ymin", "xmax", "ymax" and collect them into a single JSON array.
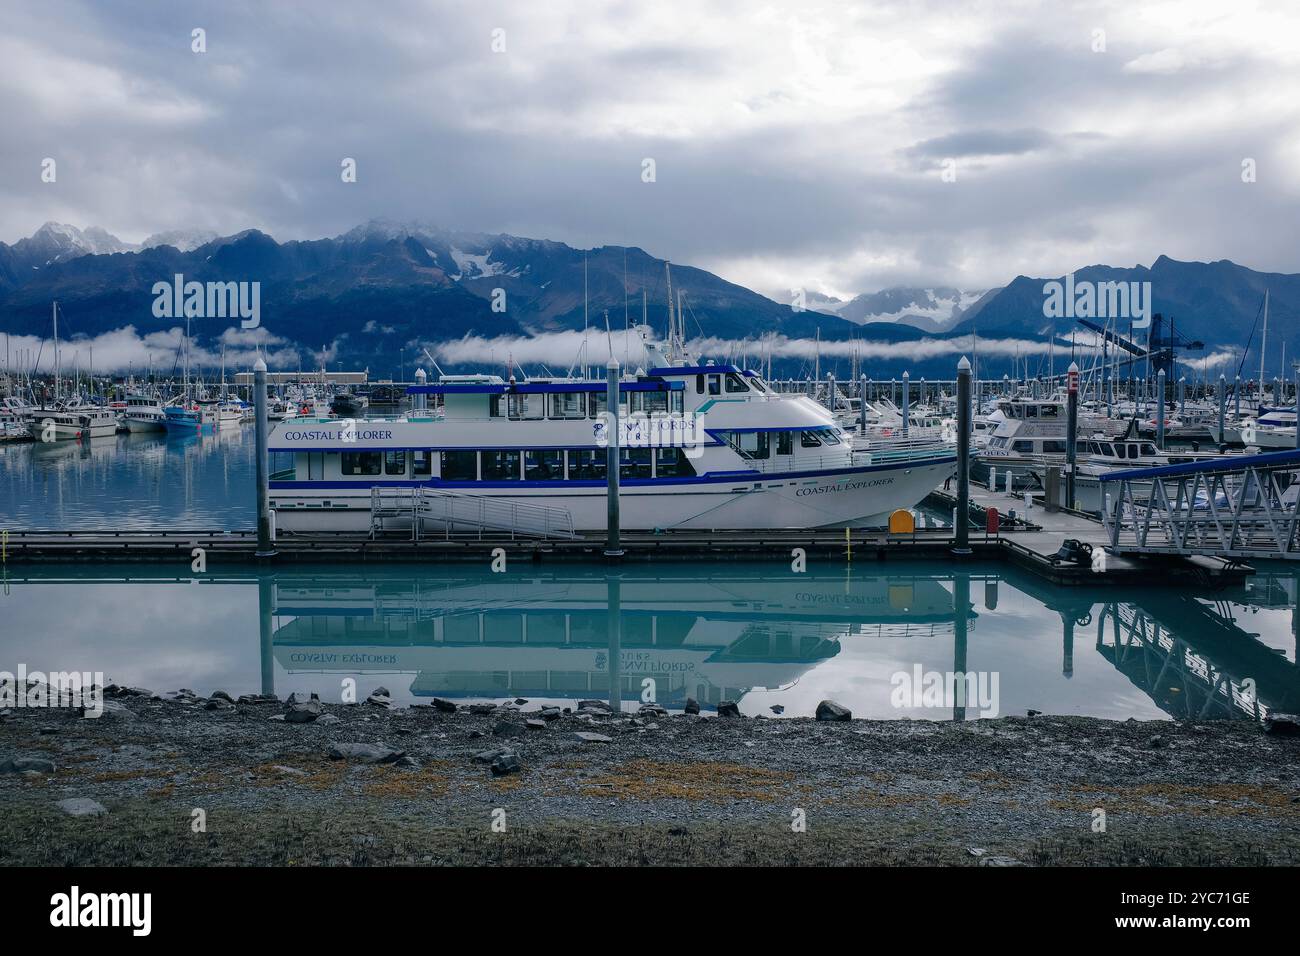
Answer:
[
  {"xmin": 824, "ymin": 287, "xmax": 989, "ymax": 332},
  {"xmin": 8, "ymin": 222, "xmax": 137, "ymax": 269},
  {"xmin": 140, "ymin": 229, "xmax": 220, "ymax": 253}
]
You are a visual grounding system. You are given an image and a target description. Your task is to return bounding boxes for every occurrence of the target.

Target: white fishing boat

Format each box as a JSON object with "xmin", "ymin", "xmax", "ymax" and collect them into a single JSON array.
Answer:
[
  {"xmin": 972, "ymin": 393, "xmax": 1069, "ymax": 490},
  {"xmin": 122, "ymin": 394, "xmax": 168, "ymax": 432},
  {"xmin": 26, "ymin": 403, "xmax": 118, "ymax": 441},
  {"xmin": 267, "ymin": 329, "xmax": 957, "ymax": 534}
]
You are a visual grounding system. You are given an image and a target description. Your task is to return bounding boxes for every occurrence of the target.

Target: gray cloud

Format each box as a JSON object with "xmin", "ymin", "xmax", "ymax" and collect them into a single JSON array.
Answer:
[{"xmin": 0, "ymin": 0, "xmax": 1297, "ymax": 303}]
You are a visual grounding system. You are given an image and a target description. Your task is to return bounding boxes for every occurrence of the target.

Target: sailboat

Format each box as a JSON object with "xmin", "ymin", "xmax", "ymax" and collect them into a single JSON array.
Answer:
[{"xmin": 26, "ymin": 302, "xmax": 117, "ymax": 441}]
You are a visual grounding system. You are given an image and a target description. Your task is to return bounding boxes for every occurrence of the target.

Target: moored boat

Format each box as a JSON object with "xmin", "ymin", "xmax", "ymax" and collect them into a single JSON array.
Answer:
[{"xmin": 267, "ymin": 332, "xmax": 957, "ymax": 533}]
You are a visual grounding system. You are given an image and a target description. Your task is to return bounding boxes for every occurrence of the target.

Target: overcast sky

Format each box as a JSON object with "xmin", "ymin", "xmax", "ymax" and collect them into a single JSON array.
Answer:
[{"xmin": 2, "ymin": 0, "xmax": 1297, "ymax": 301}]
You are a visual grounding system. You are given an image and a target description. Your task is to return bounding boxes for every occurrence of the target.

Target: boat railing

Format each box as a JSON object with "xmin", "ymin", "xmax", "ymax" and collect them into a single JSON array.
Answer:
[
  {"xmin": 370, "ymin": 486, "xmax": 577, "ymax": 540},
  {"xmin": 744, "ymin": 437, "xmax": 954, "ymax": 474}
]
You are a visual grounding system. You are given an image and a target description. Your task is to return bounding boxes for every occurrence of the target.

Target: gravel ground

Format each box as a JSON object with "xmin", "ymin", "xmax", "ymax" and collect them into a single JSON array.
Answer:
[{"xmin": 2, "ymin": 688, "xmax": 1299, "ymax": 866}]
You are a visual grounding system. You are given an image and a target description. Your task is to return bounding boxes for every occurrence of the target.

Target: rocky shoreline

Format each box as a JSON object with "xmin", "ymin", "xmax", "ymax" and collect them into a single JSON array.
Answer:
[{"xmin": 2, "ymin": 686, "xmax": 1299, "ymax": 866}]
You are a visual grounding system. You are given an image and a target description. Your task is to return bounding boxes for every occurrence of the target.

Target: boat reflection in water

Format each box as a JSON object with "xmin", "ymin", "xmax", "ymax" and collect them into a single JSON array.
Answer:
[
  {"xmin": 257, "ymin": 564, "xmax": 1300, "ymax": 720},
  {"xmin": 2, "ymin": 562, "xmax": 1296, "ymax": 721},
  {"xmin": 264, "ymin": 566, "xmax": 961, "ymax": 713}
]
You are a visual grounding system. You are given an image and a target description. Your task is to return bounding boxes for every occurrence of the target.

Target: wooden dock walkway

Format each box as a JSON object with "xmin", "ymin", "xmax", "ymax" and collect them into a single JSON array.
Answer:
[{"xmin": 0, "ymin": 515, "xmax": 1250, "ymax": 588}]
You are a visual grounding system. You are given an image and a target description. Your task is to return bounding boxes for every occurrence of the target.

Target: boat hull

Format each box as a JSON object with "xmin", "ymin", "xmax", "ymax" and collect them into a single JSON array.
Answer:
[
  {"xmin": 125, "ymin": 416, "xmax": 167, "ymax": 433},
  {"xmin": 271, "ymin": 457, "xmax": 957, "ymax": 533}
]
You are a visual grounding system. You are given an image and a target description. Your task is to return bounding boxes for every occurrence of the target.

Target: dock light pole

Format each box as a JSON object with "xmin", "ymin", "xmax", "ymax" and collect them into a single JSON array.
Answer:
[
  {"xmin": 954, "ymin": 356, "xmax": 972, "ymax": 555},
  {"xmin": 253, "ymin": 354, "xmax": 276, "ymax": 558},
  {"xmin": 1178, "ymin": 376, "xmax": 1186, "ymax": 417},
  {"xmin": 604, "ymin": 357, "xmax": 623, "ymax": 559},
  {"xmin": 1218, "ymin": 374, "xmax": 1227, "ymax": 449},
  {"xmin": 1156, "ymin": 368, "xmax": 1166, "ymax": 449},
  {"xmin": 1066, "ymin": 361, "xmax": 1079, "ymax": 511},
  {"xmin": 1235, "ymin": 374, "xmax": 1242, "ymax": 419},
  {"xmin": 901, "ymin": 371, "xmax": 910, "ymax": 437}
]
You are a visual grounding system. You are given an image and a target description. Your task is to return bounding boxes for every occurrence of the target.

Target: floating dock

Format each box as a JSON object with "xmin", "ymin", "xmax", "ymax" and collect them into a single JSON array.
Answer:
[{"xmin": 0, "ymin": 485, "xmax": 1251, "ymax": 588}]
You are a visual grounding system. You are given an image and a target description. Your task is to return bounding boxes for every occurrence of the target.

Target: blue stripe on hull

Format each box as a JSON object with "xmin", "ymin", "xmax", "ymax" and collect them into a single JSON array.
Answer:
[{"xmin": 269, "ymin": 456, "xmax": 956, "ymax": 491}]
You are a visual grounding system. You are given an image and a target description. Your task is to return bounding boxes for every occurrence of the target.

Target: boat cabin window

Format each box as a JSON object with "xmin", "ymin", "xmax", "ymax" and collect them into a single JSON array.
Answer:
[
  {"xmin": 441, "ymin": 451, "xmax": 477, "ymax": 481},
  {"xmin": 412, "ymin": 450, "xmax": 432, "ymax": 476},
  {"xmin": 708, "ymin": 375, "xmax": 721, "ymax": 396},
  {"xmin": 1024, "ymin": 406, "xmax": 1037, "ymax": 418},
  {"xmin": 342, "ymin": 451, "xmax": 383, "ymax": 476},
  {"xmin": 725, "ymin": 373, "xmax": 749, "ymax": 393},
  {"xmin": 821, "ymin": 429, "xmax": 842, "ymax": 446},
  {"xmin": 1040, "ymin": 405, "xmax": 1059, "ymax": 418},
  {"xmin": 1141, "ymin": 443, "xmax": 1157, "ymax": 456},
  {"xmin": 548, "ymin": 392, "xmax": 586, "ymax": 420},
  {"xmin": 620, "ymin": 448, "xmax": 653, "ymax": 478},
  {"xmin": 482, "ymin": 450, "xmax": 522, "ymax": 481},
  {"xmin": 655, "ymin": 448, "xmax": 696, "ymax": 478},
  {"xmin": 589, "ymin": 393, "xmax": 628, "ymax": 417},
  {"xmin": 722, "ymin": 431, "xmax": 769, "ymax": 460},
  {"xmin": 1043, "ymin": 440, "xmax": 1067, "ymax": 454},
  {"xmin": 801, "ymin": 430, "xmax": 823, "ymax": 448},
  {"xmin": 1012, "ymin": 440, "xmax": 1034, "ymax": 454},
  {"xmin": 748, "ymin": 376, "xmax": 767, "ymax": 393},
  {"xmin": 568, "ymin": 450, "xmax": 606, "ymax": 480},
  {"xmin": 307, "ymin": 453, "xmax": 324, "ymax": 481},
  {"xmin": 384, "ymin": 450, "xmax": 406, "ymax": 476},
  {"xmin": 777, "ymin": 432, "xmax": 794, "ymax": 455},
  {"xmin": 524, "ymin": 449, "xmax": 564, "ymax": 480},
  {"xmin": 507, "ymin": 394, "xmax": 545, "ymax": 420},
  {"xmin": 631, "ymin": 391, "xmax": 669, "ymax": 414},
  {"xmin": 270, "ymin": 452, "xmax": 295, "ymax": 481},
  {"xmin": 696, "ymin": 375, "xmax": 705, "ymax": 394}
]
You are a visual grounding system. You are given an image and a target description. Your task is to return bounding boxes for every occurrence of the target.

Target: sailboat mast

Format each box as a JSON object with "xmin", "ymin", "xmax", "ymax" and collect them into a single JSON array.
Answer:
[
  {"xmin": 52, "ymin": 300, "xmax": 60, "ymax": 403},
  {"xmin": 665, "ymin": 262, "xmax": 675, "ymax": 360},
  {"xmin": 1260, "ymin": 288, "xmax": 1269, "ymax": 400}
]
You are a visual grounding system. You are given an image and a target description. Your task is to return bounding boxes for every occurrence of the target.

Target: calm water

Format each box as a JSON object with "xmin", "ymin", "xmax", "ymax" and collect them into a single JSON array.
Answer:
[
  {"xmin": 0, "ymin": 427, "xmax": 255, "ymax": 529},
  {"xmin": 1, "ymin": 561, "xmax": 1296, "ymax": 721},
  {"xmin": 2, "ymin": 430, "xmax": 1298, "ymax": 721}
]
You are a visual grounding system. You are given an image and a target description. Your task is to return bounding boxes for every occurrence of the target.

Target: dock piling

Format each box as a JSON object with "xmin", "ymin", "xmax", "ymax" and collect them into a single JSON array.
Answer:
[
  {"xmin": 954, "ymin": 355, "xmax": 972, "ymax": 554},
  {"xmin": 1067, "ymin": 361, "xmax": 1079, "ymax": 509},
  {"xmin": 253, "ymin": 355, "xmax": 276, "ymax": 558},
  {"xmin": 902, "ymin": 371, "xmax": 910, "ymax": 437},
  {"xmin": 858, "ymin": 375, "xmax": 867, "ymax": 434},
  {"xmin": 1218, "ymin": 374, "xmax": 1226, "ymax": 447},
  {"xmin": 604, "ymin": 358, "xmax": 623, "ymax": 559},
  {"xmin": 1156, "ymin": 368, "xmax": 1166, "ymax": 449}
]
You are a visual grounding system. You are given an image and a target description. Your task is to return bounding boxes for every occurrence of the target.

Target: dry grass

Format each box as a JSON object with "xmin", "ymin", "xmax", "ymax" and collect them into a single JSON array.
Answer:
[{"xmin": 576, "ymin": 760, "xmax": 794, "ymax": 803}]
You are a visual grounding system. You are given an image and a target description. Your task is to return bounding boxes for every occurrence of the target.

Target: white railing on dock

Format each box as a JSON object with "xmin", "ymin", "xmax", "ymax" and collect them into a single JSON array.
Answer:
[{"xmin": 370, "ymin": 486, "xmax": 577, "ymax": 540}]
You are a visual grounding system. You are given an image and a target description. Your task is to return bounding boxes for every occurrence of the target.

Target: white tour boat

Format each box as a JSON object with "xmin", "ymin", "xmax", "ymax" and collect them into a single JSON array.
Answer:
[{"xmin": 267, "ymin": 334, "xmax": 957, "ymax": 534}]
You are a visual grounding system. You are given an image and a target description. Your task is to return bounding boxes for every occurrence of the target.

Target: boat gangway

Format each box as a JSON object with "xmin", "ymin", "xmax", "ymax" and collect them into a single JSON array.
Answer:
[
  {"xmin": 370, "ymin": 486, "xmax": 578, "ymax": 540},
  {"xmin": 1100, "ymin": 448, "xmax": 1300, "ymax": 560}
]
